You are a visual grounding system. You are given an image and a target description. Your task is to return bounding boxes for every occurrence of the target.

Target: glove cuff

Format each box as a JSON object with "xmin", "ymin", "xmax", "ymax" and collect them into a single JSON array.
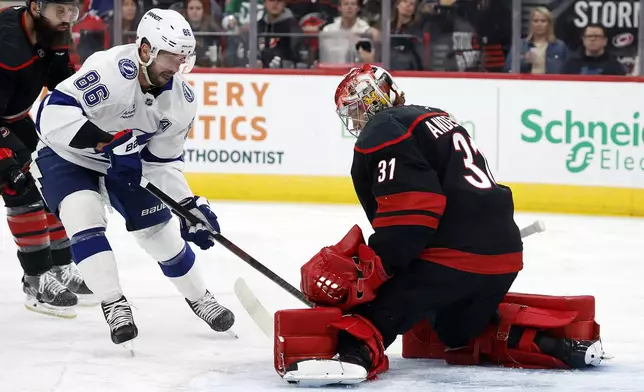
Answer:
[{"xmin": 358, "ymin": 244, "xmax": 391, "ymax": 290}]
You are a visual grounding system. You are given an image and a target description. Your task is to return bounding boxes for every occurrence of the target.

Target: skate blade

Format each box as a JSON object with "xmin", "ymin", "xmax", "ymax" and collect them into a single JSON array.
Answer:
[
  {"xmin": 24, "ymin": 300, "xmax": 77, "ymax": 319},
  {"xmin": 120, "ymin": 340, "xmax": 135, "ymax": 357}
]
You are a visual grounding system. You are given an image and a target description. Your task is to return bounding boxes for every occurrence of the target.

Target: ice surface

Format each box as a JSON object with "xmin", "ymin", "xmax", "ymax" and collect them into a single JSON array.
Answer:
[{"xmin": 0, "ymin": 202, "xmax": 642, "ymax": 392}]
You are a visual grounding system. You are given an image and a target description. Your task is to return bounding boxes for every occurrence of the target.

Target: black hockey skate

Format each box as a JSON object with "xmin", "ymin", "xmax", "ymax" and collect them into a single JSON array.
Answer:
[
  {"xmin": 559, "ymin": 339, "xmax": 605, "ymax": 368},
  {"xmin": 186, "ymin": 290, "xmax": 235, "ymax": 333},
  {"xmin": 101, "ymin": 295, "xmax": 138, "ymax": 346},
  {"xmin": 22, "ymin": 271, "xmax": 78, "ymax": 319},
  {"xmin": 52, "ymin": 263, "xmax": 98, "ymax": 306}
]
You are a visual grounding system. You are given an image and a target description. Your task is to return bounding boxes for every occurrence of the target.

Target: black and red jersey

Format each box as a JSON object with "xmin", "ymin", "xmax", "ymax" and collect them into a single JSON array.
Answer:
[
  {"xmin": 351, "ymin": 104, "xmax": 523, "ymax": 275},
  {"xmin": 0, "ymin": 6, "xmax": 74, "ymax": 123}
]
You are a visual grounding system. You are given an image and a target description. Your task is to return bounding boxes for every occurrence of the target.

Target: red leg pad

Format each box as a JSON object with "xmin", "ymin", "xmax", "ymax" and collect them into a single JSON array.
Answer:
[
  {"xmin": 274, "ymin": 307, "xmax": 342, "ymax": 376},
  {"xmin": 502, "ymin": 292, "xmax": 599, "ymax": 340},
  {"xmin": 401, "ymin": 318, "xmax": 448, "ymax": 360},
  {"xmin": 402, "ymin": 292, "xmax": 601, "ymax": 369}
]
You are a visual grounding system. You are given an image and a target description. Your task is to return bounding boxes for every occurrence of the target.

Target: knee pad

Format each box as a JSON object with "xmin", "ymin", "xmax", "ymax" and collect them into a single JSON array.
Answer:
[
  {"xmin": 274, "ymin": 308, "xmax": 389, "ymax": 380},
  {"xmin": 131, "ymin": 219, "xmax": 184, "ymax": 262},
  {"xmin": 58, "ymin": 190, "xmax": 106, "ymax": 236},
  {"xmin": 401, "ymin": 292, "xmax": 600, "ymax": 369}
]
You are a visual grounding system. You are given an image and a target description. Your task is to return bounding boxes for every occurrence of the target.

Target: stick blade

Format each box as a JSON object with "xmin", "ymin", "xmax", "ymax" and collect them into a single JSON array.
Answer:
[{"xmin": 234, "ymin": 278, "xmax": 274, "ymax": 339}]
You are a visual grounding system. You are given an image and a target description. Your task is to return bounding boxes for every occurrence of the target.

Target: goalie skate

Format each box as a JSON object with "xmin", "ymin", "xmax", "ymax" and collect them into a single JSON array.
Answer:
[
  {"xmin": 22, "ymin": 271, "xmax": 78, "ymax": 319},
  {"xmin": 282, "ymin": 359, "xmax": 367, "ymax": 387},
  {"xmin": 563, "ymin": 339, "xmax": 607, "ymax": 368},
  {"xmin": 52, "ymin": 263, "xmax": 99, "ymax": 306}
]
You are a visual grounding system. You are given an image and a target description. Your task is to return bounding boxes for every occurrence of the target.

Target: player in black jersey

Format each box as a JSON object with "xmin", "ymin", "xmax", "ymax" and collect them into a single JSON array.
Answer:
[
  {"xmin": 273, "ymin": 65, "xmax": 605, "ymax": 386},
  {"xmin": 0, "ymin": 0, "xmax": 96, "ymax": 318}
]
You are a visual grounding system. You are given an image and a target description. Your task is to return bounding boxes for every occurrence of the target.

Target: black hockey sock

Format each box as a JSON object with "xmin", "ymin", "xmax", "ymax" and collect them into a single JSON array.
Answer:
[
  {"xmin": 51, "ymin": 247, "xmax": 73, "ymax": 267},
  {"xmin": 18, "ymin": 249, "xmax": 53, "ymax": 276}
]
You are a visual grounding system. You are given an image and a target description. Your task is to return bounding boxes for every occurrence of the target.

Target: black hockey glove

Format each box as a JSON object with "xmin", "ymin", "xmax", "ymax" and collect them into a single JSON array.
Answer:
[{"xmin": 0, "ymin": 149, "xmax": 34, "ymax": 197}]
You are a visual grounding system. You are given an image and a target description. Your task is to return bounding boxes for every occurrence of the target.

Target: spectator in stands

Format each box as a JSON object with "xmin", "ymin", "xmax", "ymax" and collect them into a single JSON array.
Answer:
[
  {"xmin": 224, "ymin": 0, "xmax": 264, "ymax": 29},
  {"xmin": 468, "ymin": 0, "xmax": 511, "ymax": 72},
  {"xmin": 360, "ymin": 0, "xmax": 381, "ymax": 27},
  {"xmin": 89, "ymin": 0, "xmax": 113, "ymax": 20},
  {"xmin": 504, "ymin": 7, "xmax": 568, "ymax": 74},
  {"xmin": 386, "ymin": 0, "xmax": 425, "ymax": 70},
  {"xmin": 257, "ymin": 0, "xmax": 309, "ymax": 68},
  {"xmin": 562, "ymin": 24, "xmax": 626, "ymax": 76},
  {"xmin": 299, "ymin": 12, "xmax": 327, "ymax": 63},
  {"xmin": 423, "ymin": 0, "xmax": 483, "ymax": 72},
  {"xmin": 104, "ymin": 0, "xmax": 141, "ymax": 44},
  {"xmin": 318, "ymin": 0, "xmax": 378, "ymax": 64},
  {"xmin": 286, "ymin": 0, "xmax": 337, "ymax": 24},
  {"xmin": 185, "ymin": 0, "xmax": 224, "ymax": 67},
  {"xmin": 70, "ymin": 0, "xmax": 110, "ymax": 66}
]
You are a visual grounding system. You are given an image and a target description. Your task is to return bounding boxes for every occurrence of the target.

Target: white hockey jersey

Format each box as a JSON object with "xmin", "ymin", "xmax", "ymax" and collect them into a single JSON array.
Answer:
[{"xmin": 36, "ymin": 43, "xmax": 197, "ymax": 202}]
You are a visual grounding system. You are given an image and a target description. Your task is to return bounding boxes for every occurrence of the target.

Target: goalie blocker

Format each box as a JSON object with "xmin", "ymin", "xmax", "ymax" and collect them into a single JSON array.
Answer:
[{"xmin": 274, "ymin": 293, "xmax": 605, "ymax": 386}]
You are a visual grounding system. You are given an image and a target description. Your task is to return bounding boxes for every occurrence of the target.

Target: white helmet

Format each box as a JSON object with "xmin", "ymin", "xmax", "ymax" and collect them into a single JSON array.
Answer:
[{"xmin": 135, "ymin": 9, "xmax": 197, "ymax": 78}]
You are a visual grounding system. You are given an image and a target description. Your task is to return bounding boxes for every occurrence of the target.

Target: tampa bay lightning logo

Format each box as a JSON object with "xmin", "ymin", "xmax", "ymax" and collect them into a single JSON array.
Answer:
[
  {"xmin": 118, "ymin": 58, "xmax": 138, "ymax": 80},
  {"xmin": 182, "ymin": 81, "xmax": 194, "ymax": 103}
]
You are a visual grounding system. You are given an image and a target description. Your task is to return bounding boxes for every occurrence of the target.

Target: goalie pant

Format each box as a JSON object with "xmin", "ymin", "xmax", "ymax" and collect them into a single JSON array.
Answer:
[{"xmin": 275, "ymin": 260, "xmax": 602, "ymax": 379}]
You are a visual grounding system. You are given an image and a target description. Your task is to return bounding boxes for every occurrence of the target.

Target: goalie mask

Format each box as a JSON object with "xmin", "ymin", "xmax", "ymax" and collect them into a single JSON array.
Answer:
[{"xmin": 335, "ymin": 64, "xmax": 405, "ymax": 137}]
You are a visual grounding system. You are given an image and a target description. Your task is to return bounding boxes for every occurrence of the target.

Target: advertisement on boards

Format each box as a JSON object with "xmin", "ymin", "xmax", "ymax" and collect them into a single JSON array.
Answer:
[
  {"xmin": 181, "ymin": 74, "xmax": 498, "ymax": 177},
  {"xmin": 29, "ymin": 72, "xmax": 644, "ymax": 189},
  {"xmin": 182, "ymin": 74, "xmax": 357, "ymax": 176},
  {"xmin": 497, "ymin": 80, "xmax": 644, "ymax": 188}
]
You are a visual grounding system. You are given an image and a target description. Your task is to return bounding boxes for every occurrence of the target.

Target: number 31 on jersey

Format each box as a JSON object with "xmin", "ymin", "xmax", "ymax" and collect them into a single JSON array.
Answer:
[
  {"xmin": 376, "ymin": 132, "xmax": 497, "ymax": 189},
  {"xmin": 452, "ymin": 132, "xmax": 496, "ymax": 189}
]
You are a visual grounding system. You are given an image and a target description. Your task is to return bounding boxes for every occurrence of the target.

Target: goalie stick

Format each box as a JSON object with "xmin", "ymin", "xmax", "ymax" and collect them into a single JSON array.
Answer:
[{"xmin": 235, "ymin": 220, "xmax": 547, "ymax": 339}]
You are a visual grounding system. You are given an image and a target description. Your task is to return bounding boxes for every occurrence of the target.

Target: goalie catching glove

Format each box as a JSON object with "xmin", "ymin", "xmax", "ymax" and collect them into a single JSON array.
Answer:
[
  {"xmin": 178, "ymin": 196, "xmax": 220, "ymax": 250},
  {"xmin": 301, "ymin": 225, "xmax": 391, "ymax": 310}
]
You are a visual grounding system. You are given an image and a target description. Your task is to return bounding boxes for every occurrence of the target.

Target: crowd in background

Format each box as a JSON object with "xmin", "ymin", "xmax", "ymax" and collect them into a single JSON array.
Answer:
[{"xmin": 26, "ymin": 0, "xmax": 642, "ymax": 75}]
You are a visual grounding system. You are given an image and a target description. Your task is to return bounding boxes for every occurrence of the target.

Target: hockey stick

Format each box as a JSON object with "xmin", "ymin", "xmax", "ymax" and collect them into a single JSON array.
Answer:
[
  {"xmin": 139, "ymin": 178, "xmax": 314, "ymax": 307},
  {"xmin": 520, "ymin": 220, "xmax": 546, "ymax": 238},
  {"xmin": 235, "ymin": 220, "xmax": 548, "ymax": 339}
]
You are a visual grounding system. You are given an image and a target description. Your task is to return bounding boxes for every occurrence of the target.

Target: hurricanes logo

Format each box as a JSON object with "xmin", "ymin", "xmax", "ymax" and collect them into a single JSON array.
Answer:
[{"xmin": 566, "ymin": 141, "xmax": 595, "ymax": 173}]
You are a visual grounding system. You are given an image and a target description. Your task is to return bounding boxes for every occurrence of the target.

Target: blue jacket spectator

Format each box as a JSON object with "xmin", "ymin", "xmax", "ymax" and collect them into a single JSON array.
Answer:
[{"xmin": 504, "ymin": 7, "xmax": 569, "ymax": 74}]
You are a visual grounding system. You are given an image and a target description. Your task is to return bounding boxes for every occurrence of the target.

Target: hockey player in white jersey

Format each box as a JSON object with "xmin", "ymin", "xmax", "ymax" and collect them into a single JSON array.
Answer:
[{"xmin": 33, "ymin": 8, "xmax": 235, "ymax": 347}]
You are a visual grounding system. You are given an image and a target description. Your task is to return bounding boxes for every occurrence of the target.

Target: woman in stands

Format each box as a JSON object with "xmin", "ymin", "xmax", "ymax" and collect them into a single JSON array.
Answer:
[{"xmin": 504, "ymin": 6, "xmax": 568, "ymax": 74}]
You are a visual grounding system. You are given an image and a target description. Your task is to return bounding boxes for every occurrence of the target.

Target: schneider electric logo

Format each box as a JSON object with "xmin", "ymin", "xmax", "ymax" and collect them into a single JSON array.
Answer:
[{"xmin": 521, "ymin": 109, "xmax": 643, "ymax": 173}]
